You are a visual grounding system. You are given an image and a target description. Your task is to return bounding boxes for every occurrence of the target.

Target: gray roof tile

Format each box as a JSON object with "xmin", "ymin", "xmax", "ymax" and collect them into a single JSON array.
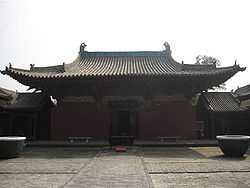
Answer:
[
  {"xmin": 201, "ymin": 92, "xmax": 245, "ymax": 112},
  {"xmin": 235, "ymin": 84, "xmax": 250, "ymax": 97},
  {"xmin": 4, "ymin": 51, "xmax": 245, "ymax": 80},
  {"xmin": 2, "ymin": 93, "xmax": 49, "ymax": 110}
]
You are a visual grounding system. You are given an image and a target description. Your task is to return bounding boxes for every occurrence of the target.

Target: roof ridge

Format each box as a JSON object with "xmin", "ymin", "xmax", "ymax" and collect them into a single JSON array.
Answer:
[
  {"xmin": 80, "ymin": 51, "xmax": 166, "ymax": 57},
  {"xmin": 84, "ymin": 50, "xmax": 164, "ymax": 52}
]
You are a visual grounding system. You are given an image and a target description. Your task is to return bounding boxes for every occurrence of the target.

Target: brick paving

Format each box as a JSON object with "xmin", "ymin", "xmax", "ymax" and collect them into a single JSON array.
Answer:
[{"xmin": 0, "ymin": 146, "xmax": 249, "ymax": 188}]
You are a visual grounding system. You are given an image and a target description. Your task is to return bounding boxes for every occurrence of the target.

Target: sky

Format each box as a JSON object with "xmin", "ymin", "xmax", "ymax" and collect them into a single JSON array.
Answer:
[{"xmin": 0, "ymin": 0, "xmax": 249, "ymax": 92}]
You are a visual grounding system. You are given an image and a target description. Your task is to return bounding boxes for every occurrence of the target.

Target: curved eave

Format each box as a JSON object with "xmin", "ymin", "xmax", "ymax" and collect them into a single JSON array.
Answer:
[{"xmin": 2, "ymin": 65, "xmax": 245, "ymax": 89}]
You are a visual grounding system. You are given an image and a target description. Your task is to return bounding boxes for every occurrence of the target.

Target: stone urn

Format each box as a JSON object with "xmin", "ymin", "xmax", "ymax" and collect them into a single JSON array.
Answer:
[
  {"xmin": 0, "ymin": 136, "xmax": 26, "ymax": 158},
  {"xmin": 216, "ymin": 135, "xmax": 250, "ymax": 157}
]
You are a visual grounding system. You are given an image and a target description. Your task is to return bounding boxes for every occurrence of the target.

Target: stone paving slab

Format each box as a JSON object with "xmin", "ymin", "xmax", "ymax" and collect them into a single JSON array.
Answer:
[
  {"xmin": 146, "ymin": 161, "xmax": 250, "ymax": 173},
  {"xmin": 143, "ymin": 147, "xmax": 250, "ymax": 173},
  {"xmin": 0, "ymin": 146, "xmax": 249, "ymax": 188},
  {"xmin": 0, "ymin": 174, "xmax": 73, "ymax": 188},
  {"xmin": 142, "ymin": 147, "xmax": 250, "ymax": 163},
  {"xmin": 150, "ymin": 172, "xmax": 250, "ymax": 188},
  {"xmin": 21, "ymin": 147, "xmax": 99, "ymax": 158},
  {"xmin": 0, "ymin": 147, "xmax": 98, "ymax": 174},
  {"xmin": 141, "ymin": 147, "xmax": 206, "ymax": 163},
  {"xmin": 143, "ymin": 147, "xmax": 250, "ymax": 187},
  {"xmin": 64, "ymin": 149, "xmax": 151, "ymax": 188},
  {"xmin": 0, "ymin": 159, "xmax": 87, "ymax": 174},
  {"xmin": 191, "ymin": 147, "xmax": 250, "ymax": 160}
]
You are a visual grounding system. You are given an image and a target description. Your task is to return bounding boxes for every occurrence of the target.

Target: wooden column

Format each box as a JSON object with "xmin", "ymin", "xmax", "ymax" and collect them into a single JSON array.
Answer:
[
  {"xmin": 9, "ymin": 113, "xmax": 14, "ymax": 135},
  {"xmin": 210, "ymin": 114, "xmax": 216, "ymax": 139},
  {"xmin": 32, "ymin": 112, "xmax": 38, "ymax": 140}
]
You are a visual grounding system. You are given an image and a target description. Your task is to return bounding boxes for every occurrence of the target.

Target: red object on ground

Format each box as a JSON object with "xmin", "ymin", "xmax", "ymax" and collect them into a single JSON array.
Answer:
[{"xmin": 115, "ymin": 147, "xmax": 127, "ymax": 152}]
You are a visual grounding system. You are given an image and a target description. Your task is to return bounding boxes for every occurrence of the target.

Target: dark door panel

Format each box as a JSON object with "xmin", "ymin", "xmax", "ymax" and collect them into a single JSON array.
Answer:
[{"xmin": 111, "ymin": 111, "xmax": 137, "ymax": 137}]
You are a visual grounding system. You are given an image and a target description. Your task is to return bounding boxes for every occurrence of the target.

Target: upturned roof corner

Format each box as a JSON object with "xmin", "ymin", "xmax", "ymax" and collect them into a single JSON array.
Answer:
[
  {"xmin": 233, "ymin": 60, "xmax": 246, "ymax": 72},
  {"xmin": 2, "ymin": 43, "xmax": 245, "ymax": 94}
]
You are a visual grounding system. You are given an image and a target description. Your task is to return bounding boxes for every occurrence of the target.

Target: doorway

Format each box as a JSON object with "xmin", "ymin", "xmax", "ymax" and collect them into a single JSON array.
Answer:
[
  {"xmin": 117, "ymin": 111, "xmax": 130, "ymax": 136},
  {"xmin": 111, "ymin": 111, "xmax": 136, "ymax": 136}
]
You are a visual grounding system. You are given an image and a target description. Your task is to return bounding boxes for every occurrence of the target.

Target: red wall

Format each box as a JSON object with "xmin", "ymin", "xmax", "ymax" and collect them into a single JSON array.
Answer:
[
  {"xmin": 50, "ymin": 100, "xmax": 196, "ymax": 140},
  {"xmin": 51, "ymin": 102, "xmax": 110, "ymax": 140},
  {"xmin": 137, "ymin": 100, "xmax": 196, "ymax": 139}
]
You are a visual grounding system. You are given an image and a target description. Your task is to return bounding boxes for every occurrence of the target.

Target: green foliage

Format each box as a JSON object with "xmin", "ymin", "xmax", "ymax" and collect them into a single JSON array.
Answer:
[
  {"xmin": 195, "ymin": 55, "xmax": 221, "ymax": 66},
  {"xmin": 196, "ymin": 55, "xmax": 226, "ymax": 90}
]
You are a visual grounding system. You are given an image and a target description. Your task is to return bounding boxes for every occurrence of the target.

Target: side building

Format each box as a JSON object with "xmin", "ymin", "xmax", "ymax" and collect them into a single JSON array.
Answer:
[
  {"xmin": 0, "ymin": 87, "xmax": 52, "ymax": 140},
  {"xmin": 235, "ymin": 84, "xmax": 250, "ymax": 109},
  {"xmin": 196, "ymin": 92, "xmax": 249, "ymax": 139},
  {"xmin": 1, "ymin": 43, "xmax": 245, "ymax": 140}
]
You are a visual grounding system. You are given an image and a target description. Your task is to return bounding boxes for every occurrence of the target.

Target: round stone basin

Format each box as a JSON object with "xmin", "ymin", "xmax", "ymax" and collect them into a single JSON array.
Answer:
[
  {"xmin": 0, "ymin": 136, "xmax": 26, "ymax": 158},
  {"xmin": 216, "ymin": 135, "xmax": 250, "ymax": 157}
]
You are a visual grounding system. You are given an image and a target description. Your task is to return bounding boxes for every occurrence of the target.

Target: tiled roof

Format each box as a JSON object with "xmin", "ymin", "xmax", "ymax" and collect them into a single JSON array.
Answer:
[
  {"xmin": 0, "ymin": 87, "xmax": 16, "ymax": 107},
  {"xmin": 235, "ymin": 84, "xmax": 250, "ymax": 98},
  {"xmin": 1, "ymin": 43, "xmax": 246, "ymax": 93},
  {"xmin": 5, "ymin": 51, "xmax": 184, "ymax": 78},
  {"xmin": 200, "ymin": 92, "xmax": 245, "ymax": 112},
  {"xmin": 0, "ymin": 87, "xmax": 15, "ymax": 100},
  {"xmin": 68, "ymin": 51, "xmax": 181, "ymax": 76},
  {"xmin": 3, "ymin": 48, "xmax": 245, "ymax": 79},
  {"xmin": 2, "ymin": 93, "xmax": 49, "ymax": 110}
]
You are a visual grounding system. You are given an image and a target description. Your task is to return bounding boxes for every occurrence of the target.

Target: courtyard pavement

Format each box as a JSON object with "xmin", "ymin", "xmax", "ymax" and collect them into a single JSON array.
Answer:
[{"xmin": 0, "ymin": 146, "xmax": 249, "ymax": 188}]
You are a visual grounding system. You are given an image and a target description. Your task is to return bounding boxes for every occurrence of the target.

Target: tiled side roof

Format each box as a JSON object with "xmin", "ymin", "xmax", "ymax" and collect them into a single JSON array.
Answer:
[
  {"xmin": 0, "ymin": 87, "xmax": 16, "ymax": 107},
  {"xmin": 201, "ymin": 92, "xmax": 245, "ymax": 112},
  {"xmin": 3, "ymin": 93, "xmax": 48, "ymax": 110},
  {"xmin": 0, "ymin": 87, "xmax": 14, "ymax": 100},
  {"xmin": 235, "ymin": 84, "xmax": 250, "ymax": 96}
]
